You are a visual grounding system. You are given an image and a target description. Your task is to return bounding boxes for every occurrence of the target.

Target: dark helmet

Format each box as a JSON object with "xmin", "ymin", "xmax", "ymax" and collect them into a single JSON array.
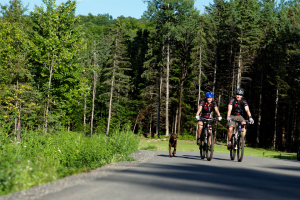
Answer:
[
  {"xmin": 236, "ymin": 88, "xmax": 244, "ymax": 95},
  {"xmin": 206, "ymin": 92, "xmax": 214, "ymax": 98}
]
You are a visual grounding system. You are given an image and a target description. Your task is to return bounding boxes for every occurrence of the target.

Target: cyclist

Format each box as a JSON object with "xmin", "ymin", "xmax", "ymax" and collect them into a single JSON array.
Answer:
[
  {"xmin": 196, "ymin": 92, "xmax": 222, "ymax": 145},
  {"xmin": 227, "ymin": 88, "xmax": 254, "ymax": 149}
]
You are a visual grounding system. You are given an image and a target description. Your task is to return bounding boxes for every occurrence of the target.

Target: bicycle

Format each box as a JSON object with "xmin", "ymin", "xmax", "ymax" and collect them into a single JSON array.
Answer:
[
  {"xmin": 198, "ymin": 117, "xmax": 218, "ymax": 161},
  {"xmin": 297, "ymin": 137, "xmax": 300, "ymax": 161},
  {"xmin": 229, "ymin": 119, "xmax": 251, "ymax": 162}
]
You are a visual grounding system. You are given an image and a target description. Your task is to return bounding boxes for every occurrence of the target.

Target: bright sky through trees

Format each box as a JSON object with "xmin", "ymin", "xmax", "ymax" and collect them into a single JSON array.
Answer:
[{"xmin": 17, "ymin": 0, "xmax": 212, "ymax": 18}]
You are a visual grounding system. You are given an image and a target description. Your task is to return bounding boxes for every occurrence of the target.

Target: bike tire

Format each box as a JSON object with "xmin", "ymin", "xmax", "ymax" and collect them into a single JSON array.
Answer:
[
  {"xmin": 237, "ymin": 134, "xmax": 244, "ymax": 162},
  {"xmin": 206, "ymin": 131, "xmax": 214, "ymax": 161},
  {"xmin": 230, "ymin": 133, "xmax": 236, "ymax": 160},
  {"xmin": 297, "ymin": 139, "xmax": 300, "ymax": 161},
  {"xmin": 199, "ymin": 134, "xmax": 205, "ymax": 159}
]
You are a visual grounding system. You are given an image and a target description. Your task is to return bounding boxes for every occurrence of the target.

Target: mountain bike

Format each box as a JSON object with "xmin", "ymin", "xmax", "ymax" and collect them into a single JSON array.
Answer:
[
  {"xmin": 297, "ymin": 137, "xmax": 300, "ymax": 161},
  {"xmin": 198, "ymin": 118, "xmax": 218, "ymax": 161},
  {"xmin": 229, "ymin": 119, "xmax": 251, "ymax": 162}
]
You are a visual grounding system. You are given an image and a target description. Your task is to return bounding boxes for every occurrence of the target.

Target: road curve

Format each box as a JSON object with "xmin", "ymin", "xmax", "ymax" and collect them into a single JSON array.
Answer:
[{"xmin": 39, "ymin": 151, "xmax": 300, "ymax": 200}]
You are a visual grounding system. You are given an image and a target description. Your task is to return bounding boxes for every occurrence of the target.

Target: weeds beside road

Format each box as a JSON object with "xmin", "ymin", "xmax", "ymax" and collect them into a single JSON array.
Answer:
[
  {"xmin": 139, "ymin": 138, "xmax": 297, "ymax": 160},
  {"xmin": 0, "ymin": 130, "xmax": 139, "ymax": 196}
]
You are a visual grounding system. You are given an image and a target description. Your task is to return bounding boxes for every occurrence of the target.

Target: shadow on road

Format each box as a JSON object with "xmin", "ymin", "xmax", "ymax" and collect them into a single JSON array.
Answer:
[{"xmin": 95, "ymin": 160, "xmax": 300, "ymax": 199}]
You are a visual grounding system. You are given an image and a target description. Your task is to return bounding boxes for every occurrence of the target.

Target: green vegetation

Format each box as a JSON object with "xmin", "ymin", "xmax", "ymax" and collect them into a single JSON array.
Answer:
[
  {"xmin": 0, "ymin": 129, "xmax": 139, "ymax": 195},
  {"xmin": 139, "ymin": 138, "xmax": 297, "ymax": 160}
]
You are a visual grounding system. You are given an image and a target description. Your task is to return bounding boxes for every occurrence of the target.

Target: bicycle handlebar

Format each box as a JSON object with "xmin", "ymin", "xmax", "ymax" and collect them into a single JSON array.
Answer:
[
  {"xmin": 199, "ymin": 117, "xmax": 219, "ymax": 121},
  {"xmin": 230, "ymin": 119, "xmax": 250, "ymax": 123}
]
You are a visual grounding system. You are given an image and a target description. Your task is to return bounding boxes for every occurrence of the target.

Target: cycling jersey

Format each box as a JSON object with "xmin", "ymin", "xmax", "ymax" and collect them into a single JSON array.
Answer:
[
  {"xmin": 228, "ymin": 98, "xmax": 249, "ymax": 116},
  {"xmin": 199, "ymin": 100, "xmax": 218, "ymax": 118}
]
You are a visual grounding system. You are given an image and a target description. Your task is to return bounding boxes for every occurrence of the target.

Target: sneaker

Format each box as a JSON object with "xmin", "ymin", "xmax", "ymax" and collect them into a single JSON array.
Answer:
[{"xmin": 227, "ymin": 142, "xmax": 232, "ymax": 150}]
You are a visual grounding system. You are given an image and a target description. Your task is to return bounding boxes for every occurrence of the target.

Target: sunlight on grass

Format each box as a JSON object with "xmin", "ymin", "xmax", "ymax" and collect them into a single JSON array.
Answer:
[{"xmin": 139, "ymin": 138, "xmax": 297, "ymax": 160}]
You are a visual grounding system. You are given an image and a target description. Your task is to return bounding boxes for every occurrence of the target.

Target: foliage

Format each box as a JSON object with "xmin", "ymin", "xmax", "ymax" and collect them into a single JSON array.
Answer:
[{"xmin": 0, "ymin": 129, "xmax": 139, "ymax": 195}]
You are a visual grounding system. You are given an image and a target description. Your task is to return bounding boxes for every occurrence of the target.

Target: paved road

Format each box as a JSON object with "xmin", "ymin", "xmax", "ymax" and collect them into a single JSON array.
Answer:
[{"xmin": 40, "ymin": 151, "xmax": 300, "ymax": 200}]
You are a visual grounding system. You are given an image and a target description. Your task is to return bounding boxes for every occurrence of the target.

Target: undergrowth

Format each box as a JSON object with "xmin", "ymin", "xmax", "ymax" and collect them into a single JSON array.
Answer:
[{"xmin": 0, "ymin": 129, "xmax": 139, "ymax": 196}]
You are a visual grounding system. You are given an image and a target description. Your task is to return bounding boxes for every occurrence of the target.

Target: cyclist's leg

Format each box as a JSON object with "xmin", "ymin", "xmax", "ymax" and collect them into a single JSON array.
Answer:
[
  {"xmin": 197, "ymin": 121, "xmax": 203, "ymax": 138},
  {"xmin": 227, "ymin": 126, "xmax": 233, "ymax": 142},
  {"xmin": 241, "ymin": 122, "xmax": 246, "ymax": 138},
  {"xmin": 197, "ymin": 121, "xmax": 203, "ymax": 145}
]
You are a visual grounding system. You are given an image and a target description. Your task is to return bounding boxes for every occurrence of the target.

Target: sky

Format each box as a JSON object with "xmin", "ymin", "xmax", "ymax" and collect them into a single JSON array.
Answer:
[{"xmin": 4, "ymin": 0, "xmax": 213, "ymax": 19}]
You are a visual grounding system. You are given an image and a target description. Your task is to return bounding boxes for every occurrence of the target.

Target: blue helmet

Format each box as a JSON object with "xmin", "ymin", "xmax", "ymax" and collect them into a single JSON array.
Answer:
[{"xmin": 206, "ymin": 92, "xmax": 214, "ymax": 98}]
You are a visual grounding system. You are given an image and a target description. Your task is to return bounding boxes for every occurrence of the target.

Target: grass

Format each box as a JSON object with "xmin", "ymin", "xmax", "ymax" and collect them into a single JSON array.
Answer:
[{"xmin": 139, "ymin": 138, "xmax": 298, "ymax": 160}]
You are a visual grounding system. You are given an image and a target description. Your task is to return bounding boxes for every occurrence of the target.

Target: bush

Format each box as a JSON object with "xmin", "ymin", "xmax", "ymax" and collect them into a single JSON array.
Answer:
[{"xmin": 0, "ymin": 129, "xmax": 139, "ymax": 195}]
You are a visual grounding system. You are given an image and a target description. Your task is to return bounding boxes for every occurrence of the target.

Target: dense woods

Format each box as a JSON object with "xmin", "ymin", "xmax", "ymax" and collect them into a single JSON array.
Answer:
[{"xmin": 0, "ymin": 0, "xmax": 300, "ymax": 151}]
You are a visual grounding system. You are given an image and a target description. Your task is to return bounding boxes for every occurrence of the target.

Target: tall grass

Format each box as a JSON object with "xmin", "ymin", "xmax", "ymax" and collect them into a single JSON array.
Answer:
[{"xmin": 0, "ymin": 129, "xmax": 140, "ymax": 195}]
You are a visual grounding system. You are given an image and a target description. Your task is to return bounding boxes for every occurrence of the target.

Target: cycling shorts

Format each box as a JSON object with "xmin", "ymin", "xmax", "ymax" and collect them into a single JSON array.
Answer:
[{"xmin": 227, "ymin": 115, "xmax": 245, "ymax": 127}]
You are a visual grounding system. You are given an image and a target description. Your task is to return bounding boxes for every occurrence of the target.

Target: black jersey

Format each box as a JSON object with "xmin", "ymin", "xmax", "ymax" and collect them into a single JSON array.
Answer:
[
  {"xmin": 199, "ymin": 100, "xmax": 218, "ymax": 118},
  {"xmin": 228, "ymin": 98, "xmax": 249, "ymax": 116}
]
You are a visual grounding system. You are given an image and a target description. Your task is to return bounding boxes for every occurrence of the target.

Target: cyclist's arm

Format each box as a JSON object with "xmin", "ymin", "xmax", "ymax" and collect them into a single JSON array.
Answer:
[
  {"xmin": 227, "ymin": 105, "xmax": 232, "ymax": 117},
  {"xmin": 196, "ymin": 105, "xmax": 202, "ymax": 116},
  {"xmin": 214, "ymin": 106, "xmax": 221, "ymax": 117},
  {"xmin": 245, "ymin": 106, "xmax": 252, "ymax": 118}
]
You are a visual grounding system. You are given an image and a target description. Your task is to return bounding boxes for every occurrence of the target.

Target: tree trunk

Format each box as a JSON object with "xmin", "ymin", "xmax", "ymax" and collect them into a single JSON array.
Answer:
[
  {"xmin": 106, "ymin": 38, "xmax": 117, "ymax": 136},
  {"xmin": 45, "ymin": 53, "xmax": 56, "ymax": 133},
  {"xmin": 237, "ymin": 45, "xmax": 242, "ymax": 88},
  {"xmin": 257, "ymin": 45, "xmax": 266, "ymax": 147},
  {"xmin": 133, "ymin": 110, "xmax": 140, "ymax": 134},
  {"xmin": 156, "ymin": 69, "xmax": 162, "ymax": 135},
  {"xmin": 166, "ymin": 33, "xmax": 170, "ymax": 136},
  {"xmin": 17, "ymin": 102, "xmax": 21, "ymax": 141},
  {"xmin": 150, "ymin": 114, "xmax": 152, "ymax": 138},
  {"xmin": 198, "ymin": 45, "xmax": 202, "ymax": 106},
  {"xmin": 106, "ymin": 68, "xmax": 115, "ymax": 136},
  {"xmin": 213, "ymin": 50, "xmax": 217, "ymax": 94},
  {"xmin": 174, "ymin": 106, "xmax": 178, "ymax": 135},
  {"xmin": 84, "ymin": 93, "xmax": 87, "ymax": 136},
  {"xmin": 177, "ymin": 81, "xmax": 184, "ymax": 136},
  {"xmin": 45, "ymin": 67, "xmax": 53, "ymax": 133},
  {"xmin": 91, "ymin": 70, "xmax": 97, "ymax": 136},
  {"xmin": 290, "ymin": 92, "xmax": 297, "ymax": 150},
  {"xmin": 273, "ymin": 82, "xmax": 279, "ymax": 150}
]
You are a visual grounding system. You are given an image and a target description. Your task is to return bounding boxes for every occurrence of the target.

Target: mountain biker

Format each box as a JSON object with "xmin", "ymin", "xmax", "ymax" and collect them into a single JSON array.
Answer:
[
  {"xmin": 196, "ymin": 92, "xmax": 222, "ymax": 145},
  {"xmin": 227, "ymin": 88, "xmax": 254, "ymax": 149}
]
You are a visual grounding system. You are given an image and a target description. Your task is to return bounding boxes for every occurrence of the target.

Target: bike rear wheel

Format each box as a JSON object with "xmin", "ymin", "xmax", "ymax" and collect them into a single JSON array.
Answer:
[
  {"xmin": 297, "ymin": 139, "xmax": 300, "ymax": 161},
  {"xmin": 199, "ymin": 134, "xmax": 205, "ymax": 159},
  {"xmin": 206, "ymin": 131, "xmax": 214, "ymax": 161},
  {"xmin": 230, "ymin": 133, "xmax": 236, "ymax": 160},
  {"xmin": 237, "ymin": 134, "xmax": 244, "ymax": 162}
]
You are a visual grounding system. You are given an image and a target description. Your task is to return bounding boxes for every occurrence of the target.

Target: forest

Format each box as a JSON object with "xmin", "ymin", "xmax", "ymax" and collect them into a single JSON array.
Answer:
[{"xmin": 0, "ymin": 0, "xmax": 300, "ymax": 152}]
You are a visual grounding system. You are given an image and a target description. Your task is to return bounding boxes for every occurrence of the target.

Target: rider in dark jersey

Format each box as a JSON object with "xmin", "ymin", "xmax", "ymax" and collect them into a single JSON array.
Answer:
[
  {"xmin": 196, "ymin": 92, "xmax": 222, "ymax": 145},
  {"xmin": 227, "ymin": 88, "xmax": 254, "ymax": 149}
]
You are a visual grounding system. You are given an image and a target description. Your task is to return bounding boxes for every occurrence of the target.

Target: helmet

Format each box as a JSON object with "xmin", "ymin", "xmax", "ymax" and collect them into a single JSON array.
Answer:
[
  {"xmin": 206, "ymin": 92, "xmax": 214, "ymax": 98},
  {"xmin": 236, "ymin": 88, "xmax": 244, "ymax": 95}
]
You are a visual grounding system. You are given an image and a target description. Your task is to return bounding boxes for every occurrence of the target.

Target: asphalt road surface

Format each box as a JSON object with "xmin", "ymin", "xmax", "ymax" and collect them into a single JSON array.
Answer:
[{"xmin": 40, "ymin": 151, "xmax": 300, "ymax": 200}]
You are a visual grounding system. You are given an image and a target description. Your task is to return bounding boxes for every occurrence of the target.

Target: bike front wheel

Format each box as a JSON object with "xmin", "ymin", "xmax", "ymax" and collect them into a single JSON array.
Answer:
[
  {"xmin": 199, "ymin": 134, "xmax": 205, "ymax": 159},
  {"xmin": 230, "ymin": 134, "xmax": 236, "ymax": 160},
  {"xmin": 237, "ymin": 134, "xmax": 244, "ymax": 162},
  {"xmin": 206, "ymin": 131, "xmax": 214, "ymax": 161}
]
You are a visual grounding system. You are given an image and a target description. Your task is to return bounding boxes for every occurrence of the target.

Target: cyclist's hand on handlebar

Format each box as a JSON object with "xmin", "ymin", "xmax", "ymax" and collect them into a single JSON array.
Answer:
[
  {"xmin": 218, "ymin": 116, "xmax": 222, "ymax": 121},
  {"xmin": 249, "ymin": 117, "xmax": 254, "ymax": 124},
  {"xmin": 227, "ymin": 117, "xmax": 231, "ymax": 122},
  {"xmin": 196, "ymin": 116, "xmax": 200, "ymax": 121}
]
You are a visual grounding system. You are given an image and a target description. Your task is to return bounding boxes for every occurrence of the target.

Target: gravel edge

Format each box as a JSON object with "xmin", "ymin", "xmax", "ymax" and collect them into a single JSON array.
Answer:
[{"xmin": 0, "ymin": 150, "xmax": 156, "ymax": 200}]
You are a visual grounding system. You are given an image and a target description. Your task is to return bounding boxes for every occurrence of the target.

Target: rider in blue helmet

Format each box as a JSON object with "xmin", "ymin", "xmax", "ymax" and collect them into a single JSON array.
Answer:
[{"xmin": 195, "ymin": 92, "xmax": 222, "ymax": 145}]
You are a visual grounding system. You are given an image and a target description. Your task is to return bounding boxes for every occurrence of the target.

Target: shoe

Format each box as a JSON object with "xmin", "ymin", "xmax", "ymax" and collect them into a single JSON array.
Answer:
[{"xmin": 227, "ymin": 142, "xmax": 232, "ymax": 150}]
